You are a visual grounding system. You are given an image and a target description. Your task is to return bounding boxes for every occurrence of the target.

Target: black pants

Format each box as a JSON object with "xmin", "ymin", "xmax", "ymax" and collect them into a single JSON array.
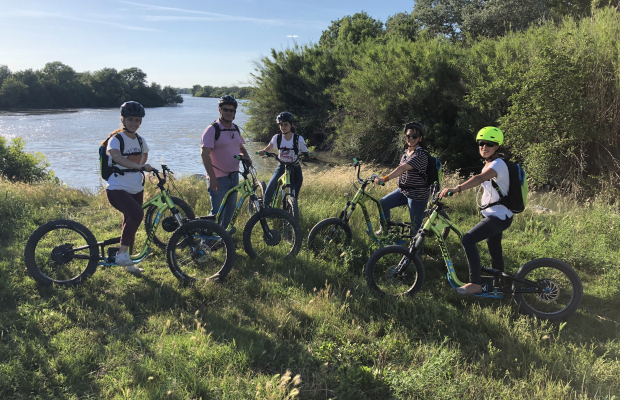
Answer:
[{"xmin": 461, "ymin": 215, "xmax": 513, "ymax": 285}]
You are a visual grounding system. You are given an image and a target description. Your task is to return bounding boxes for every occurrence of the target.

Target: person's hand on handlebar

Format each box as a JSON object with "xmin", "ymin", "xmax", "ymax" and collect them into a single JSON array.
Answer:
[
  {"xmin": 141, "ymin": 164, "xmax": 154, "ymax": 172},
  {"xmin": 374, "ymin": 176, "xmax": 385, "ymax": 185},
  {"xmin": 258, "ymin": 150, "xmax": 266, "ymax": 156},
  {"xmin": 439, "ymin": 186, "xmax": 461, "ymax": 199}
]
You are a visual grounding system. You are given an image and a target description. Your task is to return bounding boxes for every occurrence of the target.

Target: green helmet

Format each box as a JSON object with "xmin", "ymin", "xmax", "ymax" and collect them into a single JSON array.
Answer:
[{"xmin": 476, "ymin": 127, "xmax": 504, "ymax": 146}]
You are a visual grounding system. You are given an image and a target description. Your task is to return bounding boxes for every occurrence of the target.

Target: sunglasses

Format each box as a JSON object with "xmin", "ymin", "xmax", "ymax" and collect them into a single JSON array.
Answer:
[
  {"xmin": 478, "ymin": 141, "xmax": 497, "ymax": 148},
  {"xmin": 405, "ymin": 134, "xmax": 420, "ymax": 140},
  {"xmin": 221, "ymin": 108, "xmax": 236, "ymax": 113}
]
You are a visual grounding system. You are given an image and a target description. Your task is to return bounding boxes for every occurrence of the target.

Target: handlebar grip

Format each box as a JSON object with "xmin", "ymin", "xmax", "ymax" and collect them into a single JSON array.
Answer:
[
  {"xmin": 234, "ymin": 155, "xmax": 242, "ymax": 160},
  {"xmin": 446, "ymin": 191, "xmax": 454, "ymax": 196},
  {"xmin": 255, "ymin": 151, "xmax": 259, "ymax": 154},
  {"xmin": 353, "ymin": 158, "xmax": 358, "ymax": 163}
]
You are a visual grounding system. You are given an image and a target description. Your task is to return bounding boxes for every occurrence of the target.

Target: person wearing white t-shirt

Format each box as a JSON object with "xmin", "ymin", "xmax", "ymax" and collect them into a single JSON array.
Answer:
[
  {"xmin": 258, "ymin": 112, "xmax": 310, "ymax": 207},
  {"xmin": 440, "ymin": 127, "xmax": 513, "ymax": 295},
  {"xmin": 101, "ymin": 101, "xmax": 153, "ymax": 274}
]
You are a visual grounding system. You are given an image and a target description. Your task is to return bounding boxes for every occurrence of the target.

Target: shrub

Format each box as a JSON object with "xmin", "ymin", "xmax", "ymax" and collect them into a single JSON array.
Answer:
[{"xmin": 0, "ymin": 137, "xmax": 56, "ymax": 183}]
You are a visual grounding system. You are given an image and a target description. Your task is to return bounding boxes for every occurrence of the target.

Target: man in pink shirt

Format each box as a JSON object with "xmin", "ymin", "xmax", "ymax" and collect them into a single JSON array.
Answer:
[{"xmin": 201, "ymin": 95, "xmax": 252, "ymax": 230}]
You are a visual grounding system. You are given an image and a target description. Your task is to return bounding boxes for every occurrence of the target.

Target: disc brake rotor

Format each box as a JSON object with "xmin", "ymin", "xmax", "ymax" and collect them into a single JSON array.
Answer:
[
  {"xmin": 190, "ymin": 240, "xmax": 212, "ymax": 264},
  {"xmin": 536, "ymin": 279, "xmax": 560, "ymax": 302}
]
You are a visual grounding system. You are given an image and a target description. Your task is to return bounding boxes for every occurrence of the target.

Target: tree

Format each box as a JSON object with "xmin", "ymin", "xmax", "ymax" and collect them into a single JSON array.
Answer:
[
  {"xmin": 319, "ymin": 11, "xmax": 384, "ymax": 48},
  {"xmin": 0, "ymin": 65, "xmax": 11, "ymax": 88},
  {"xmin": 120, "ymin": 67, "xmax": 148, "ymax": 87},
  {"xmin": 0, "ymin": 76, "xmax": 28, "ymax": 107},
  {"xmin": 41, "ymin": 61, "xmax": 76, "ymax": 85},
  {"xmin": 385, "ymin": 12, "xmax": 420, "ymax": 41},
  {"xmin": 191, "ymin": 84, "xmax": 202, "ymax": 96},
  {"xmin": 462, "ymin": 0, "xmax": 552, "ymax": 38},
  {"xmin": 412, "ymin": 0, "xmax": 470, "ymax": 41}
]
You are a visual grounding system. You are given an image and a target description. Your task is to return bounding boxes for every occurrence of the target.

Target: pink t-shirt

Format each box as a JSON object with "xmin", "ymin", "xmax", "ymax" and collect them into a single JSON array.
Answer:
[{"xmin": 201, "ymin": 119, "xmax": 245, "ymax": 178}]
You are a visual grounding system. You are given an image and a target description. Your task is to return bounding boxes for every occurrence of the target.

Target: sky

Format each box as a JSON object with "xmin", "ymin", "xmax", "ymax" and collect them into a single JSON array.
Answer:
[{"xmin": 0, "ymin": 0, "xmax": 414, "ymax": 88}]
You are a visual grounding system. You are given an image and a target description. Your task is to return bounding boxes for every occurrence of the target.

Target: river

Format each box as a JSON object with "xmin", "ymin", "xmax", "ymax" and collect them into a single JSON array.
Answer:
[{"xmin": 0, "ymin": 95, "xmax": 348, "ymax": 189}]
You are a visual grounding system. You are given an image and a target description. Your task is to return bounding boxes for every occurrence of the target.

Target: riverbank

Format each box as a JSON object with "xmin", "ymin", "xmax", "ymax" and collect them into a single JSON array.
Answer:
[{"xmin": 1, "ymin": 168, "xmax": 619, "ymax": 398}]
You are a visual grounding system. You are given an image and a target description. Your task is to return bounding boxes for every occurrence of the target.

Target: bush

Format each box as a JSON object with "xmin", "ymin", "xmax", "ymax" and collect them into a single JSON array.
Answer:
[{"xmin": 0, "ymin": 137, "xmax": 56, "ymax": 183}]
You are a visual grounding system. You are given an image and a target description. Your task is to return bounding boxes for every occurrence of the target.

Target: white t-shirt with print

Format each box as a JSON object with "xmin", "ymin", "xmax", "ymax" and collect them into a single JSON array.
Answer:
[
  {"xmin": 269, "ymin": 134, "xmax": 308, "ymax": 163},
  {"xmin": 479, "ymin": 158, "xmax": 513, "ymax": 220},
  {"xmin": 106, "ymin": 132, "xmax": 149, "ymax": 194}
]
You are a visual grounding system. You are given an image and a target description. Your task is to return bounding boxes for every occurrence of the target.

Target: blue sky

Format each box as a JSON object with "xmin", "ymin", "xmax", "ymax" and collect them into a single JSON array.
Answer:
[{"xmin": 0, "ymin": 0, "xmax": 414, "ymax": 88}]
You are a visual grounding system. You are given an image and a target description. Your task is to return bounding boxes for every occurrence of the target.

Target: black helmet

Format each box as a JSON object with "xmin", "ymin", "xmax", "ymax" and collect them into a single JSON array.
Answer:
[
  {"xmin": 276, "ymin": 111, "xmax": 294, "ymax": 124},
  {"xmin": 218, "ymin": 95, "xmax": 238, "ymax": 109},
  {"xmin": 404, "ymin": 121, "xmax": 424, "ymax": 134},
  {"xmin": 120, "ymin": 101, "xmax": 145, "ymax": 118}
]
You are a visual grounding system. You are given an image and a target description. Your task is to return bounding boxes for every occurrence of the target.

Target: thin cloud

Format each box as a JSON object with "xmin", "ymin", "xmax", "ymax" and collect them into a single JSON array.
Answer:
[
  {"xmin": 121, "ymin": 1, "xmax": 328, "ymax": 29},
  {"xmin": 121, "ymin": 1, "xmax": 285, "ymax": 25},
  {"xmin": 0, "ymin": 9, "xmax": 158, "ymax": 32}
]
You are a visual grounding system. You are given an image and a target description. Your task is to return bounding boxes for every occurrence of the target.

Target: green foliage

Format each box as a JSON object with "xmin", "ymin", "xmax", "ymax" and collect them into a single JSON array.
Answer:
[
  {"xmin": 462, "ymin": 0, "xmax": 553, "ymax": 38},
  {"xmin": 332, "ymin": 37, "xmax": 476, "ymax": 167},
  {"xmin": 0, "ymin": 137, "xmax": 56, "ymax": 184},
  {"xmin": 412, "ymin": 0, "xmax": 470, "ymax": 41},
  {"xmin": 190, "ymin": 84, "xmax": 252, "ymax": 99},
  {"xmin": 385, "ymin": 12, "xmax": 420, "ymax": 41},
  {"xmin": 246, "ymin": 44, "xmax": 344, "ymax": 146},
  {"xmin": 0, "ymin": 62, "xmax": 182, "ymax": 109},
  {"xmin": 463, "ymin": 7, "xmax": 620, "ymax": 191},
  {"xmin": 319, "ymin": 11, "xmax": 384, "ymax": 48},
  {"xmin": 246, "ymin": 6, "xmax": 620, "ymax": 195}
]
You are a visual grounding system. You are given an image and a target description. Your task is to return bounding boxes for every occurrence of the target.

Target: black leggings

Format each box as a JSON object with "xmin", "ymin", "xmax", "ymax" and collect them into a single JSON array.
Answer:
[{"xmin": 461, "ymin": 215, "xmax": 513, "ymax": 285}]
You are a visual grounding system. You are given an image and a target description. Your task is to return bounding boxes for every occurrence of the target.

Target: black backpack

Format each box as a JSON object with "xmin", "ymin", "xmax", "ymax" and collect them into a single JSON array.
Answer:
[
  {"xmin": 399, "ymin": 148, "xmax": 442, "ymax": 189},
  {"xmin": 99, "ymin": 133, "xmax": 143, "ymax": 180},
  {"xmin": 276, "ymin": 133, "xmax": 300, "ymax": 154},
  {"xmin": 211, "ymin": 120, "xmax": 240, "ymax": 141},
  {"xmin": 480, "ymin": 158, "xmax": 528, "ymax": 214}
]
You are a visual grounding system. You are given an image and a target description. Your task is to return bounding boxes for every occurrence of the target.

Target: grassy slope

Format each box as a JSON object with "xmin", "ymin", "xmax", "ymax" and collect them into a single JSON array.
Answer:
[{"xmin": 0, "ymin": 166, "xmax": 619, "ymax": 399}]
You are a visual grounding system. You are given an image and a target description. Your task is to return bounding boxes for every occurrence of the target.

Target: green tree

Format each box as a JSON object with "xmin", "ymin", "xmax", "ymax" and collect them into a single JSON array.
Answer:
[
  {"xmin": 0, "ymin": 65, "xmax": 11, "ymax": 88},
  {"xmin": 412, "ymin": 0, "xmax": 469, "ymax": 41},
  {"xmin": 462, "ymin": 0, "xmax": 552, "ymax": 38},
  {"xmin": 0, "ymin": 76, "xmax": 28, "ymax": 107},
  {"xmin": 385, "ymin": 12, "xmax": 420, "ymax": 41},
  {"xmin": 319, "ymin": 11, "xmax": 384, "ymax": 48},
  {"xmin": 120, "ymin": 67, "xmax": 148, "ymax": 87}
]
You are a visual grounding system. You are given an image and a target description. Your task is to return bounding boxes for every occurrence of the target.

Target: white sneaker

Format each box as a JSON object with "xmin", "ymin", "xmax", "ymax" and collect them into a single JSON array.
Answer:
[{"xmin": 115, "ymin": 251, "xmax": 136, "ymax": 267}]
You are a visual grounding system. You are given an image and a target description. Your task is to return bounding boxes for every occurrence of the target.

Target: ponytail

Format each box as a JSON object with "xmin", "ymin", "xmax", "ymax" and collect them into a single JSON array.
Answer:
[{"xmin": 100, "ymin": 128, "xmax": 123, "ymax": 146}]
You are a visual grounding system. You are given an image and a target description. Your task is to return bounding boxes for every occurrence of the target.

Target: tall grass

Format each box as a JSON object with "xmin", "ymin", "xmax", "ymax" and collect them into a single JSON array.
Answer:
[{"xmin": 1, "ymin": 168, "xmax": 619, "ymax": 399}]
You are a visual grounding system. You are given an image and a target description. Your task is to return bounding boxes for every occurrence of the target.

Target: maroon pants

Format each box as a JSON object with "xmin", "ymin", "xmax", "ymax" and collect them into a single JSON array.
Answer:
[{"xmin": 106, "ymin": 190, "xmax": 144, "ymax": 247}]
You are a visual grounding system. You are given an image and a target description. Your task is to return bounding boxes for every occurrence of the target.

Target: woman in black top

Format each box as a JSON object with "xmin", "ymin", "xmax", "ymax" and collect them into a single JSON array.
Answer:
[{"xmin": 374, "ymin": 122, "xmax": 430, "ymax": 234}]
